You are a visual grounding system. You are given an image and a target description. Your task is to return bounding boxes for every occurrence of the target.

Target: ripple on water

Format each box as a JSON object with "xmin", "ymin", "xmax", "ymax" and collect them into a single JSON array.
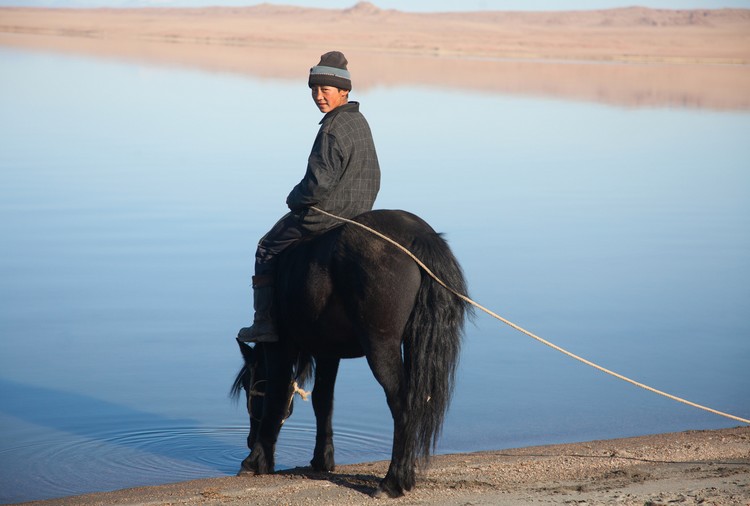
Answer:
[
  {"xmin": 276, "ymin": 418, "xmax": 392, "ymax": 468},
  {"xmin": 1, "ymin": 425, "xmax": 248, "ymax": 500},
  {"xmin": 0, "ymin": 421, "xmax": 392, "ymax": 502}
]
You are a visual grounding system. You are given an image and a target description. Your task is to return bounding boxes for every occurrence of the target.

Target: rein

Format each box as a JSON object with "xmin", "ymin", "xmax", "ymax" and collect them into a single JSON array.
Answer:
[
  {"xmin": 309, "ymin": 206, "xmax": 749, "ymax": 426},
  {"xmin": 248, "ymin": 380, "xmax": 310, "ymax": 424}
]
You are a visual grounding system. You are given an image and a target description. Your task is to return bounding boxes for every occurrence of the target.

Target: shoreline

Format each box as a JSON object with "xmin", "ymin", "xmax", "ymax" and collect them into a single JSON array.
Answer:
[
  {"xmin": 1, "ymin": 5, "xmax": 749, "ymax": 110},
  {"xmin": 21, "ymin": 426, "xmax": 750, "ymax": 505}
]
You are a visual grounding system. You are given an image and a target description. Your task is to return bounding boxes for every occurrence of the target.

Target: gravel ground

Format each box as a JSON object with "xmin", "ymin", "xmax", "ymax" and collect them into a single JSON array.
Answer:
[{"xmin": 21, "ymin": 426, "xmax": 749, "ymax": 506}]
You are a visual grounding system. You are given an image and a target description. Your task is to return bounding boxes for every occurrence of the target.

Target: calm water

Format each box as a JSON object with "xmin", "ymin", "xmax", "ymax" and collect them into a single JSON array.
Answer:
[{"xmin": 1, "ymin": 47, "xmax": 748, "ymax": 503}]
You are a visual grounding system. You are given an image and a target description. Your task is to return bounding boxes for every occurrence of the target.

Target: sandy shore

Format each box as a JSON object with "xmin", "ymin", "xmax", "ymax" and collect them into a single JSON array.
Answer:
[
  {"xmin": 1, "ymin": 4, "xmax": 749, "ymax": 109},
  {"xmin": 21, "ymin": 426, "xmax": 750, "ymax": 505}
]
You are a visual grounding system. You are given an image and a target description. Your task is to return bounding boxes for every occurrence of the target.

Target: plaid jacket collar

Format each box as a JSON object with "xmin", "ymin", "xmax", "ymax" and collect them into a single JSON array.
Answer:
[{"xmin": 319, "ymin": 101, "xmax": 359, "ymax": 124}]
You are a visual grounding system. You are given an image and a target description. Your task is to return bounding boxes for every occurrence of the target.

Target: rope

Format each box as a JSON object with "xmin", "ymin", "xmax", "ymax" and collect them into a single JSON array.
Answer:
[
  {"xmin": 310, "ymin": 206, "xmax": 750, "ymax": 425},
  {"xmin": 293, "ymin": 381, "xmax": 311, "ymax": 401},
  {"xmin": 281, "ymin": 381, "xmax": 311, "ymax": 426}
]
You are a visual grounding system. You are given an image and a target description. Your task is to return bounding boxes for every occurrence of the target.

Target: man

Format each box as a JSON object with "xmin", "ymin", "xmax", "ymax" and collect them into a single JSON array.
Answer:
[{"xmin": 238, "ymin": 51, "xmax": 381, "ymax": 343}]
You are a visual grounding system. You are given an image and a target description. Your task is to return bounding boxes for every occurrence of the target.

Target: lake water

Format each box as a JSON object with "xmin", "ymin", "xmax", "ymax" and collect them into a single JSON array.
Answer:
[{"xmin": 1, "ymin": 46, "xmax": 748, "ymax": 503}]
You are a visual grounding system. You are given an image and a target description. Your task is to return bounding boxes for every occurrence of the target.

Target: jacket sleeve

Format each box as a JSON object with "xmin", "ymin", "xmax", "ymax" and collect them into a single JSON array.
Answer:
[{"xmin": 286, "ymin": 131, "xmax": 345, "ymax": 211}]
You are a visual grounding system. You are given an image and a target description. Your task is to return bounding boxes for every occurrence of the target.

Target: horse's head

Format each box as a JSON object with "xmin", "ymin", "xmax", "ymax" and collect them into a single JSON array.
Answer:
[
  {"xmin": 232, "ymin": 340, "xmax": 266, "ymax": 425},
  {"xmin": 232, "ymin": 341, "xmax": 296, "ymax": 435}
]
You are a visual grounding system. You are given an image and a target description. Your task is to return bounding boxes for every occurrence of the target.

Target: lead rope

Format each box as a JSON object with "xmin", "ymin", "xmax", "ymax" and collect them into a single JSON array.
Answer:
[{"xmin": 309, "ymin": 206, "xmax": 749, "ymax": 425}]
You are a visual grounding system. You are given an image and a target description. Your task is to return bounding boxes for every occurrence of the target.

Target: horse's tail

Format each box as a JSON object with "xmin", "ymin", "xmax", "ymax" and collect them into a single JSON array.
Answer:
[{"xmin": 403, "ymin": 231, "xmax": 470, "ymax": 464}]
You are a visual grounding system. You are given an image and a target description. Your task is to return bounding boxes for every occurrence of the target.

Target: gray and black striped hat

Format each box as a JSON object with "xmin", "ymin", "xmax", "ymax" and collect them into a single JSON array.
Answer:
[{"xmin": 308, "ymin": 51, "xmax": 352, "ymax": 91}]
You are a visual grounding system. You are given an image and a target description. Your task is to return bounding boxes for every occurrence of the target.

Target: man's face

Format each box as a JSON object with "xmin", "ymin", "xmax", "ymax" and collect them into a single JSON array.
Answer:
[{"xmin": 311, "ymin": 85, "xmax": 348, "ymax": 113}]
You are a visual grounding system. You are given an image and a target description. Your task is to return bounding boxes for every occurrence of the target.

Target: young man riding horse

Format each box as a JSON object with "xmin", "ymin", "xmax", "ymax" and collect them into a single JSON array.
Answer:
[
  {"xmin": 233, "ymin": 51, "xmax": 469, "ymax": 498},
  {"xmin": 238, "ymin": 50, "xmax": 381, "ymax": 343}
]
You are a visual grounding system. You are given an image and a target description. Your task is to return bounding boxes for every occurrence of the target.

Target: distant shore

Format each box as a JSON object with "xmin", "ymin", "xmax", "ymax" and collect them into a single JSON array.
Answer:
[
  {"xmin": 1, "ymin": 5, "xmax": 749, "ymax": 109},
  {"xmin": 24, "ymin": 426, "xmax": 750, "ymax": 505}
]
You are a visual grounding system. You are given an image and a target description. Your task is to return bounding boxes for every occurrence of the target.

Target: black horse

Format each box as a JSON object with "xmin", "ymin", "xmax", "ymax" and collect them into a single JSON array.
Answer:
[{"xmin": 231, "ymin": 209, "xmax": 469, "ymax": 498}]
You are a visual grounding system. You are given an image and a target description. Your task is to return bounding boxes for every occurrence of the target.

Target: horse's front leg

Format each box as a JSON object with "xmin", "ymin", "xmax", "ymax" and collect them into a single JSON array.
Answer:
[
  {"xmin": 310, "ymin": 356, "xmax": 340, "ymax": 472},
  {"xmin": 239, "ymin": 342, "xmax": 293, "ymax": 475}
]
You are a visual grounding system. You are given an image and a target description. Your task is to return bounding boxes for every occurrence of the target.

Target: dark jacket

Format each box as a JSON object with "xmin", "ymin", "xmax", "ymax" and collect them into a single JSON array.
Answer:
[{"xmin": 286, "ymin": 102, "xmax": 380, "ymax": 232}]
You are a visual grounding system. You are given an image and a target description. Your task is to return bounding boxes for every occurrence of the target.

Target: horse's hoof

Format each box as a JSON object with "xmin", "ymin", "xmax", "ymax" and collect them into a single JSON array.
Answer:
[
  {"xmin": 310, "ymin": 453, "xmax": 335, "ymax": 473},
  {"xmin": 239, "ymin": 453, "xmax": 274, "ymax": 476},
  {"xmin": 371, "ymin": 483, "xmax": 404, "ymax": 499},
  {"xmin": 370, "ymin": 487, "xmax": 387, "ymax": 500},
  {"xmin": 237, "ymin": 457, "xmax": 257, "ymax": 476},
  {"xmin": 310, "ymin": 462, "xmax": 335, "ymax": 473}
]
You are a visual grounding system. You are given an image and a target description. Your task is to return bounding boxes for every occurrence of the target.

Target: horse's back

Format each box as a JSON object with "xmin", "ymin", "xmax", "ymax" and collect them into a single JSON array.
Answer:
[
  {"xmin": 276, "ymin": 209, "xmax": 437, "ymax": 356},
  {"xmin": 349, "ymin": 209, "xmax": 438, "ymax": 243}
]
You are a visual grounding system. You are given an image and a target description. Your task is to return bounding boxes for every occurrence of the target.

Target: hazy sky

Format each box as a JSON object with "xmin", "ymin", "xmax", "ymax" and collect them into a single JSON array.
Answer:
[{"xmin": 4, "ymin": 0, "xmax": 750, "ymax": 10}]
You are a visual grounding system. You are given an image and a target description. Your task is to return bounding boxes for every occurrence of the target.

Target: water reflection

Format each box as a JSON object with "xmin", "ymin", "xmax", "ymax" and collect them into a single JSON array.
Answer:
[
  {"xmin": 0, "ymin": 47, "xmax": 748, "ymax": 503},
  {"xmin": 3, "ymin": 25, "xmax": 749, "ymax": 110}
]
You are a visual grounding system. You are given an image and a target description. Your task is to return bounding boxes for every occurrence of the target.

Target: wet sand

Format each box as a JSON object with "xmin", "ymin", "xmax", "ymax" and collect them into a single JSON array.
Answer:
[
  {"xmin": 22, "ymin": 427, "xmax": 750, "ymax": 505},
  {"xmin": 1, "ymin": 4, "xmax": 749, "ymax": 109}
]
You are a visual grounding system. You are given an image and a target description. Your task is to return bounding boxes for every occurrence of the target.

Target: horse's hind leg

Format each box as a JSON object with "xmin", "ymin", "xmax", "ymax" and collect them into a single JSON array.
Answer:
[
  {"xmin": 310, "ymin": 356, "xmax": 340, "ymax": 472},
  {"xmin": 366, "ymin": 343, "xmax": 415, "ymax": 498}
]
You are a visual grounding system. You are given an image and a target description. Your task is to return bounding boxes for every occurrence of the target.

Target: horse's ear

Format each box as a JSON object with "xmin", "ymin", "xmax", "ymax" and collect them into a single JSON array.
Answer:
[{"xmin": 236, "ymin": 339, "xmax": 256, "ymax": 364}]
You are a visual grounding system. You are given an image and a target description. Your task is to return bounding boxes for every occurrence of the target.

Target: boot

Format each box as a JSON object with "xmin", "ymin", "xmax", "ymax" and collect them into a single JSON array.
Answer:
[{"xmin": 237, "ymin": 275, "xmax": 279, "ymax": 343}]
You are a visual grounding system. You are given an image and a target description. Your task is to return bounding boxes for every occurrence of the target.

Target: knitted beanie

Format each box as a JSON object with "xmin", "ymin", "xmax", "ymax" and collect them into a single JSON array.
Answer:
[{"xmin": 308, "ymin": 51, "xmax": 352, "ymax": 91}]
